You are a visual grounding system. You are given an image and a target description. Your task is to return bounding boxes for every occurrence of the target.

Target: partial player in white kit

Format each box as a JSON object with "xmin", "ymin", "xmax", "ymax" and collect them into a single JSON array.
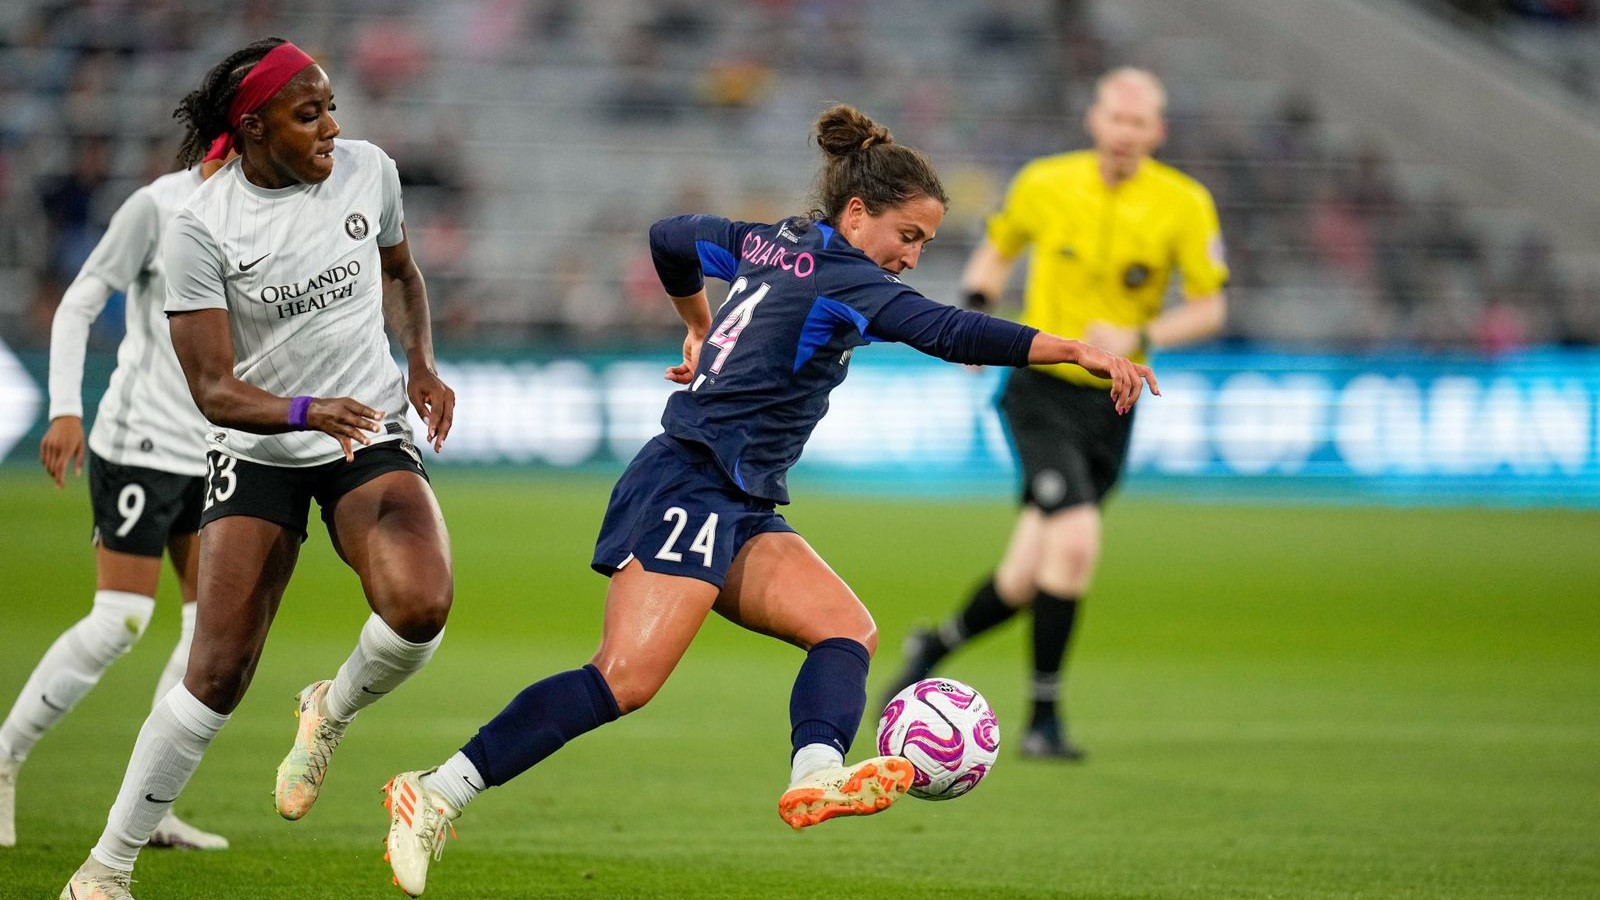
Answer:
[
  {"xmin": 62, "ymin": 38, "xmax": 458, "ymax": 900},
  {"xmin": 1, "ymin": 165, "xmax": 228, "ymax": 852}
]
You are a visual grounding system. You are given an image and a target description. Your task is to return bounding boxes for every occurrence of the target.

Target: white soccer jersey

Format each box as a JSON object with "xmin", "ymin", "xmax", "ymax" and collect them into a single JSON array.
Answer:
[
  {"xmin": 164, "ymin": 139, "xmax": 410, "ymax": 467},
  {"xmin": 48, "ymin": 168, "xmax": 210, "ymax": 477}
]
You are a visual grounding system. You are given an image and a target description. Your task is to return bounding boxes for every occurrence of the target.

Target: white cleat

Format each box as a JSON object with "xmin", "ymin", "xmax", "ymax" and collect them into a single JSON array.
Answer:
[
  {"xmin": 148, "ymin": 812, "xmax": 229, "ymax": 850},
  {"xmin": 60, "ymin": 856, "xmax": 135, "ymax": 899},
  {"xmin": 275, "ymin": 680, "xmax": 346, "ymax": 820},
  {"xmin": 777, "ymin": 755, "xmax": 915, "ymax": 829},
  {"xmin": 383, "ymin": 770, "xmax": 459, "ymax": 897},
  {"xmin": 0, "ymin": 757, "xmax": 16, "ymax": 848}
]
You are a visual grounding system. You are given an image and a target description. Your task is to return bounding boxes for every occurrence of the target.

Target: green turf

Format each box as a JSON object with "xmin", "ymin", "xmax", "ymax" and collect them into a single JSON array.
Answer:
[{"xmin": 2, "ymin": 468, "xmax": 1598, "ymax": 898}]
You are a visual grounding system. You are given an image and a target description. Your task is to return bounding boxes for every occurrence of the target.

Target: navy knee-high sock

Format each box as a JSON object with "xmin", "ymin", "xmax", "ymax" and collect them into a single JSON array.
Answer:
[
  {"xmin": 789, "ymin": 637, "xmax": 871, "ymax": 758},
  {"xmin": 461, "ymin": 663, "xmax": 621, "ymax": 787}
]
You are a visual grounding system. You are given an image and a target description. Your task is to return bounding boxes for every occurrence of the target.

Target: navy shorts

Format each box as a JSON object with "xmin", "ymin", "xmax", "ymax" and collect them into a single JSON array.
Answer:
[
  {"xmin": 200, "ymin": 440, "xmax": 429, "ymax": 542},
  {"xmin": 88, "ymin": 450, "xmax": 206, "ymax": 556},
  {"xmin": 591, "ymin": 435, "xmax": 795, "ymax": 588},
  {"xmin": 1000, "ymin": 368, "xmax": 1135, "ymax": 512}
]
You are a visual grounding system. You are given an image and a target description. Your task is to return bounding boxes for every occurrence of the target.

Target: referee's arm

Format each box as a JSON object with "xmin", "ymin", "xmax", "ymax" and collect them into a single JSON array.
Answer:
[
  {"xmin": 1145, "ymin": 290, "xmax": 1226, "ymax": 350},
  {"xmin": 958, "ymin": 238, "xmax": 1018, "ymax": 311}
]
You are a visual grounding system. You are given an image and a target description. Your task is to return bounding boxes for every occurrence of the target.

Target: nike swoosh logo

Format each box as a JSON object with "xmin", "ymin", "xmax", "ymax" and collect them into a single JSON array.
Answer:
[
  {"xmin": 41, "ymin": 694, "xmax": 68, "ymax": 712},
  {"xmin": 145, "ymin": 793, "xmax": 177, "ymax": 804},
  {"xmin": 360, "ymin": 686, "xmax": 391, "ymax": 696},
  {"xmin": 239, "ymin": 253, "xmax": 271, "ymax": 271}
]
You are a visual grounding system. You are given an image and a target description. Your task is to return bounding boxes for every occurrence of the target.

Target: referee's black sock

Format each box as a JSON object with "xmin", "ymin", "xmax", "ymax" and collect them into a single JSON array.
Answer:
[
  {"xmin": 1030, "ymin": 589, "xmax": 1080, "ymax": 730},
  {"xmin": 936, "ymin": 576, "xmax": 1021, "ymax": 653}
]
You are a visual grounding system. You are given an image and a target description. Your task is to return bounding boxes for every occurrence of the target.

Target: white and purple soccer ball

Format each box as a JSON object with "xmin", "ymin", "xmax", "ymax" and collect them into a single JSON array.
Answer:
[{"xmin": 876, "ymin": 678, "xmax": 999, "ymax": 801}]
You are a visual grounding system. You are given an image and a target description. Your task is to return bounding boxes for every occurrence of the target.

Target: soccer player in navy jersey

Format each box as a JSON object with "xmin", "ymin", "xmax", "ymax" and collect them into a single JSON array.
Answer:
[{"xmin": 380, "ymin": 104, "xmax": 1156, "ymax": 897}]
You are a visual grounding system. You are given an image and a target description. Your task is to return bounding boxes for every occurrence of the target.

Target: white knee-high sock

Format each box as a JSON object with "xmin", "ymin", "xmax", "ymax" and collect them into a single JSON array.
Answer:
[
  {"xmin": 0, "ymin": 591, "xmax": 155, "ymax": 762},
  {"xmin": 323, "ymin": 614, "xmax": 443, "ymax": 724},
  {"xmin": 90, "ymin": 686, "xmax": 227, "ymax": 871},
  {"xmin": 151, "ymin": 602, "xmax": 197, "ymax": 710}
]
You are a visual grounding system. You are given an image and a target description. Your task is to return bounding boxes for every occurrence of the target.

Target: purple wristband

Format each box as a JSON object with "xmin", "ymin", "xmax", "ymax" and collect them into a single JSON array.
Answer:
[{"xmin": 288, "ymin": 395, "xmax": 314, "ymax": 430}]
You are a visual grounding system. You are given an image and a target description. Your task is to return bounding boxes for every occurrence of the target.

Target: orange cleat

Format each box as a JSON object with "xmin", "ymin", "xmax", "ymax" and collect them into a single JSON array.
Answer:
[{"xmin": 777, "ymin": 755, "xmax": 915, "ymax": 829}]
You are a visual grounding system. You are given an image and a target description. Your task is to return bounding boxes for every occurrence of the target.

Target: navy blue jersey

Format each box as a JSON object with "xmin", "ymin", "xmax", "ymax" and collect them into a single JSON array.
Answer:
[{"xmin": 650, "ymin": 214, "xmax": 1038, "ymax": 504}]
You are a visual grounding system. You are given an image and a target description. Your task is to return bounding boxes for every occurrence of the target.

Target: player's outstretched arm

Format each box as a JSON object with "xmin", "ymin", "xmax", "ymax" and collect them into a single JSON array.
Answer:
[
  {"xmin": 1028, "ymin": 333, "xmax": 1159, "ymax": 415},
  {"xmin": 169, "ymin": 308, "xmax": 381, "ymax": 461},
  {"xmin": 380, "ymin": 232, "xmax": 455, "ymax": 452}
]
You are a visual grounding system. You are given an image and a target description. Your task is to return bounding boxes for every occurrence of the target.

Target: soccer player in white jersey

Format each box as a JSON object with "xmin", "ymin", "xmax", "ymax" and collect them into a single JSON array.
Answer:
[
  {"xmin": 0, "ymin": 164, "xmax": 229, "ymax": 853},
  {"xmin": 62, "ymin": 38, "xmax": 458, "ymax": 900}
]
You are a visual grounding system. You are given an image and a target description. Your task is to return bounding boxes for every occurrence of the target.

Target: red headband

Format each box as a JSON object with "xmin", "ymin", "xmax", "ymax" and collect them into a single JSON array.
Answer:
[{"xmin": 202, "ymin": 42, "xmax": 318, "ymax": 162}]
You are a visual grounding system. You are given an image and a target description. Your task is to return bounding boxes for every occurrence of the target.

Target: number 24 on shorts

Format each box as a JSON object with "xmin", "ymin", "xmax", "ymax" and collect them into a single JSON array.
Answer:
[{"xmin": 655, "ymin": 507, "xmax": 718, "ymax": 567}]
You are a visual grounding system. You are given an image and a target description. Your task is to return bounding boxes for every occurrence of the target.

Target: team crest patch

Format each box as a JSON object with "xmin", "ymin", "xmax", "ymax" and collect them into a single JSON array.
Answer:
[{"xmin": 345, "ymin": 212, "xmax": 370, "ymax": 240}]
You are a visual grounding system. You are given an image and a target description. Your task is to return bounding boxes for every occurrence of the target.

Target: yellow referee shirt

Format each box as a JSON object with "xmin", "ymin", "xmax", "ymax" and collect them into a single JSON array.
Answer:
[{"xmin": 987, "ymin": 151, "xmax": 1229, "ymax": 387}]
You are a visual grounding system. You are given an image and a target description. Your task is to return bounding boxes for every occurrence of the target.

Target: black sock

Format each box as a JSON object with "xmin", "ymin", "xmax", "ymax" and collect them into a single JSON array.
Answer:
[
  {"xmin": 1030, "ymin": 590, "xmax": 1080, "ymax": 729},
  {"xmin": 941, "ymin": 576, "xmax": 1021, "ymax": 652},
  {"xmin": 461, "ymin": 663, "xmax": 621, "ymax": 787},
  {"xmin": 790, "ymin": 638, "xmax": 871, "ymax": 757}
]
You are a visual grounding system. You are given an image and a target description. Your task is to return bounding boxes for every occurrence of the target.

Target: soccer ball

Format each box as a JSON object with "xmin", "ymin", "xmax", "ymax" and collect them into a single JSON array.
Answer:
[{"xmin": 876, "ymin": 678, "xmax": 999, "ymax": 800}]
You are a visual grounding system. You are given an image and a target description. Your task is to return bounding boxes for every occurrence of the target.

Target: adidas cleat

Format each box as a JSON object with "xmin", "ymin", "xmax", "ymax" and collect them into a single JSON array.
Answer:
[
  {"xmin": 777, "ymin": 755, "xmax": 914, "ymax": 829},
  {"xmin": 60, "ymin": 857, "xmax": 135, "ymax": 899},
  {"xmin": 149, "ymin": 812, "xmax": 229, "ymax": 850},
  {"xmin": 275, "ymin": 680, "xmax": 346, "ymax": 820},
  {"xmin": 383, "ymin": 771, "xmax": 458, "ymax": 897}
]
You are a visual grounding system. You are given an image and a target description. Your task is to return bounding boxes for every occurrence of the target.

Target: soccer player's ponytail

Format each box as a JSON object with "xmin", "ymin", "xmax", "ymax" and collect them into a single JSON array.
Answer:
[
  {"xmin": 809, "ymin": 104, "xmax": 948, "ymax": 225},
  {"xmin": 173, "ymin": 37, "xmax": 288, "ymax": 169}
]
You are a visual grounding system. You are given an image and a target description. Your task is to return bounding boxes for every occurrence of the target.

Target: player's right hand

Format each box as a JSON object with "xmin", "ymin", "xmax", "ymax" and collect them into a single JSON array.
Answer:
[
  {"xmin": 665, "ymin": 330, "xmax": 704, "ymax": 385},
  {"xmin": 40, "ymin": 415, "xmax": 85, "ymax": 489},
  {"xmin": 307, "ymin": 397, "xmax": 382, "ymax": 462}
]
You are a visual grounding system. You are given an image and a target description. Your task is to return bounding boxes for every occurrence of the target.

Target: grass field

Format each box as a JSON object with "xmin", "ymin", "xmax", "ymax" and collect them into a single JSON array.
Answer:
[{"xmin": 2, "ymin": 467, "xmax": 1598, "ymax": 899}]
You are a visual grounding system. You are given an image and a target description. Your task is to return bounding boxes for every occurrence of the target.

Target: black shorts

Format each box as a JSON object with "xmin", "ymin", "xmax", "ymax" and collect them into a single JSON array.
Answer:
[
  {"xmin": 88, "ymin": 450, "xmax": 206, "ymax": 556},
  {"xmin": 200, "ymin": 440, "xmax": 430, "ymax": 542},
  {"xmin": 999, "ymin": 367, "xmax": 1135, "ymax": 513}
]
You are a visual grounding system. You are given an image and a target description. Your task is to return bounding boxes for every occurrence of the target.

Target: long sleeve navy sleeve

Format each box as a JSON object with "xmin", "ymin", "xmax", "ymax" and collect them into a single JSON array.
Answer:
[
  {"xmin": 867, "ymin": 293, "xmax": 1038, "ymax": 367},
  {"xmin": 648, "ymin": 215, "xmax": 705, "ymax": 297}
]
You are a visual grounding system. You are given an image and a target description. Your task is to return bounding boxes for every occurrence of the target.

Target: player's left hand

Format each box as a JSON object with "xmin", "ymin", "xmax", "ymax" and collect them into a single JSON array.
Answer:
[
  {"xmin": 665, "ymin": 331, "xmax": 703, "ymax": 385},
  {"xmin": 1074, "ymin": 343, "xmax": 1159, "ymax": 415},
  {"xmin": 1084, "ymin": 321, "xmax": 1141, "ymax": 357},
  {"xmin": 408, "ymin": 365, "xmax": 456, "ymax": 452}
]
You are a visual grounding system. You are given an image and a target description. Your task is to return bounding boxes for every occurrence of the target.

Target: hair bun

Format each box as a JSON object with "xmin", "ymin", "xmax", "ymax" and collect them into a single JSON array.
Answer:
[{"xmin": 815, "ymin": 104, "xmax": 893, "ymax": 157}]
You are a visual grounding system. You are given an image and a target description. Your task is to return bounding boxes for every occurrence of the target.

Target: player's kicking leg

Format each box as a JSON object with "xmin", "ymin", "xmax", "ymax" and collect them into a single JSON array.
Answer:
[
  {"xmin": 711, "ymin": 533, "xmax": 917, "ymax": 830},
  {"xmin": 777, "ymin": 754, "xmax": 914, "ymax": 829}
]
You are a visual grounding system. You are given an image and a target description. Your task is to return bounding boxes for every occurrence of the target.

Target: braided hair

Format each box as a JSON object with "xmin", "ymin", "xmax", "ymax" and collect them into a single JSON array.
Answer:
[
  {"xmin": 173, "ymin": 37, "xmax": 287, "ymax": 168},
  {"xmin": 808, "ymin": 104, "xmax": 948, "ymax": 225}
]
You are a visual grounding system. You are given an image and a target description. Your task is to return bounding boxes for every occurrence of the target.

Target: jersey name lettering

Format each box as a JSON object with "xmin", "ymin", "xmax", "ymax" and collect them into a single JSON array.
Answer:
[{"xmin": 740, "ymin": 232, "xmax": 814, "ymax": 277}]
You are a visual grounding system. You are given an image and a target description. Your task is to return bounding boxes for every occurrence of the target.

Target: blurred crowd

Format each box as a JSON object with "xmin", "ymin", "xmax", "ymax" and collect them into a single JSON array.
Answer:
[
  {"xmin": 2, "ymin": 0, "xmax": 1597, "ymax": 356},
  {"xmin": 1427, "ymin": 0, "xmax": 1600, "ymax": 102}
]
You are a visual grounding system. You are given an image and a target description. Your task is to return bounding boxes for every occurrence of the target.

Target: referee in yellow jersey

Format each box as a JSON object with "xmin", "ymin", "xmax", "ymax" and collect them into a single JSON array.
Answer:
[{"xmin": 884, "ymin": 67, "xmax": 1228, "ymax": 759}]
